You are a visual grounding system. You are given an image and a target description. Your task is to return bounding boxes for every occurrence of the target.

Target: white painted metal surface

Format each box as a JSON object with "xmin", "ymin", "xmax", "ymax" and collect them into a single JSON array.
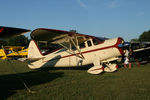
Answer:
[{"xmin": 28, "ymin": 37, "xmax": 124, "ymax": 74}]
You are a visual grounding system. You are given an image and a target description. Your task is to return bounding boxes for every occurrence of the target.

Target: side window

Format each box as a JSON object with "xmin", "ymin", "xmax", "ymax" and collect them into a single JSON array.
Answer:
[
  {"xmin": 87, "ymin": 40, "xmax": 92, "ymax": 47},
  {"xmin": 79, "ymin": 42, "xmax": 85, "ymax": 49},
  {"xmin": 93, "ymin": 39, "xmax": 99, "ymax": 45}
]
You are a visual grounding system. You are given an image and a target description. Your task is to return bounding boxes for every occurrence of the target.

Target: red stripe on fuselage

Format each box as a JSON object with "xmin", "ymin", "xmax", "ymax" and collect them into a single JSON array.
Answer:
[
  {"xmin": 61, "ymin": 45, "xmax": 114, "ymax": 59},
  {"xmin": 43, "ymin": 37, "xmax": 124, "ymax": 62},
  {"xmin": 61, "ymin": 37, "xmax": 124, "ymax": 58}
]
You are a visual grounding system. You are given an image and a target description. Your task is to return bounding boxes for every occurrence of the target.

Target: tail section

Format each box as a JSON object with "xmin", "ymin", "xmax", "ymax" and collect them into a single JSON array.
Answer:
[
  {"xmin": 28, "ymin": 40, "xmax": 43, "ymax": 59},
  {"xmin": 27, "ymin": 40, "xmax": 45, "ymax": 69}
]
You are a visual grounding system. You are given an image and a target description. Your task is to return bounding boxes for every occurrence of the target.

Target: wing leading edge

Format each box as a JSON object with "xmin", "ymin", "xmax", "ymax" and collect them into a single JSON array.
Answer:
[{"xmin": 30, "ymin": 28, "xmax": 100, "ymax": 44}]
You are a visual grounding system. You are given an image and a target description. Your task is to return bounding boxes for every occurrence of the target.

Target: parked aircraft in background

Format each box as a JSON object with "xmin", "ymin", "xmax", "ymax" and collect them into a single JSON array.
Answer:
[
  {"xmin": 0, "ymin": 26, "xmax": 30, "ymax": 40},
  {"xmin": 0, "ymin": 46, "xmax": 28, "ymax": 60},
  {"xmin": 0, "ymin": 26, "xmax": 30, "ymax": 60},
  {"xmin": 130, "ymin": 42, "xmax": 150, "ymax": 63}
]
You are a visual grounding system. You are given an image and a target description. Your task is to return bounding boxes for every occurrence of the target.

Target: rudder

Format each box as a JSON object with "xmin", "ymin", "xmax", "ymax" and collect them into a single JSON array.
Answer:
[{"xmin": 28, "ymin": 40, "xmax": 43, "ymax": 59}]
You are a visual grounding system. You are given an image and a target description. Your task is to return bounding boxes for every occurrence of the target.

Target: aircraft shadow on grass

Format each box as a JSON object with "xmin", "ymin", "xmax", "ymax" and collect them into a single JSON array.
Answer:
[
  {"xmin": 38, "ymin": 63, "xmax": 124, "ymax": 71},
  {"xmin": 39, "ymin": 64, "xmax": 93, "ymax": 71},
  {"xmin": 0, "ymin": 70, "xmax": 64, "ymax": 100}
]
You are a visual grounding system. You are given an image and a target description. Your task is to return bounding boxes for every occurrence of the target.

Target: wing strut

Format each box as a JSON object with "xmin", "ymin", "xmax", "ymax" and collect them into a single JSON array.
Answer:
[
  {"xmin": 58, "ymin": 42, "xmax": 83, "ymax": 59},
  {"xmin": 57, "ymin": 36, "xmax": 84, "ymax": 59},
  {"xmin": 70, "ymin": 37, "xmax": 84, "ymax": 59}
]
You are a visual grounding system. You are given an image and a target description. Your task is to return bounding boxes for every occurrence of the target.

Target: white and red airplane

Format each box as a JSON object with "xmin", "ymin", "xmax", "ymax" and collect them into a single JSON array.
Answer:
[
  {"xmin": 27, "ymin": 28, "xmax": 126, "ymax": 74},
  {"xmin": 0, "ymin": 26, "xmax": 127, "ymax": 74}
]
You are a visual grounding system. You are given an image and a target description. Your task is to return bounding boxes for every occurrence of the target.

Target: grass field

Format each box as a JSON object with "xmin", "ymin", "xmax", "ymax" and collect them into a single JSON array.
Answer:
[{"xmin": 0, "ymin": 60, "xmax": 150, "ymax": 100}]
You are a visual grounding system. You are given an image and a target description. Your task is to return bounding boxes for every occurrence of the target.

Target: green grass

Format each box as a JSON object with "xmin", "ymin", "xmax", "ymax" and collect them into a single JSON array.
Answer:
[{"xmin": 0, "ymin": 60, "xmax": 150, "ymax": 100}]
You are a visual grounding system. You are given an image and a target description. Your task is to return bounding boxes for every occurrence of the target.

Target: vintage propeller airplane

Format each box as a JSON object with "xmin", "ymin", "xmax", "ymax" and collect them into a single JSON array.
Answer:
[
  {"xmin": 28, "ymin": 28, "xmax": 127, "ymax": 74},
  {"xmin": 0, "ymin": 26, "xmax": 127, "ymax": 74}
]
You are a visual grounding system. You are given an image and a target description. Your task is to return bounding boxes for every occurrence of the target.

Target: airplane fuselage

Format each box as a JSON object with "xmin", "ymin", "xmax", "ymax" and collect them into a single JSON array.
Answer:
[{"xmin": 28, "ymin": 37, "xmax": 124, "ymax": 69}]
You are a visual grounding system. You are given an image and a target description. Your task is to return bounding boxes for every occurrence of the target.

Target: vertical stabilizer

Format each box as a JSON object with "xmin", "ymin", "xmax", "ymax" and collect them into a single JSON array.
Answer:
[{"xmin": 28, "ymin": 40, "xmax": 43, "ymax": 59}]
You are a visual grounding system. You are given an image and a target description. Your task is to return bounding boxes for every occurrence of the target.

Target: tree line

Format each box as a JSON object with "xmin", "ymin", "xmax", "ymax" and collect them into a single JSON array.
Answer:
[
  {"xmin": 0, "ymin": 35, "xmax": 30, "ymax": 48},
  {"xmin": 131, "ymin": 30, "xmax": 150, "ymax": 42}
]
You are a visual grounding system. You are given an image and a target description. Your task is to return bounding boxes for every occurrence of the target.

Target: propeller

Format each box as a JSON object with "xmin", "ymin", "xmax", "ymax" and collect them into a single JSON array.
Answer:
[{"xmin": 118, "ymin": 42, "xmax": 130, "ymax": 48}]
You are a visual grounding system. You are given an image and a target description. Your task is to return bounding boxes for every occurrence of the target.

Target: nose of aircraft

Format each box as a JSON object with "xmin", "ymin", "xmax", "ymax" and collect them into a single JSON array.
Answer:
[{"xmin": 118, "ymin": 42, "xmax": 130, "ymax": 48}]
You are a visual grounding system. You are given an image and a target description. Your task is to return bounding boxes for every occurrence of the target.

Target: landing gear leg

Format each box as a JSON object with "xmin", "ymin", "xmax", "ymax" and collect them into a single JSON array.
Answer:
[{"xmin": 87, "ymin": 55, "xmax": 104, "ymax": 74}]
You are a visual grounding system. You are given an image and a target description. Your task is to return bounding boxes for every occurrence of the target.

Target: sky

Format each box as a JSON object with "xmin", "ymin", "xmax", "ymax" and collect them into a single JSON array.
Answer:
[{"xmin": 1, "ymin": 0, "xmax": 150, "ymax": 41}]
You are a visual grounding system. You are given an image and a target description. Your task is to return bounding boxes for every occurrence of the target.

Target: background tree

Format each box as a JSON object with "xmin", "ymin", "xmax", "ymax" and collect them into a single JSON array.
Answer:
[
  {"xmin": 139, "ymin": 30, "xmax": 150, "ymax": 42},
  {"xmin": 69, "ymin": 30, "xmax": 77, "ymax": 33},
  {"xmin": 0, "ymin": 40, "xmax": 8, "ymax": 48},
  {"xmin": 7, "ymin": 35, "xmax": 30, "ymax": 47},
  {"xmin": 130, "ymin": 38, "xmax": 139, "ymax": 42}
]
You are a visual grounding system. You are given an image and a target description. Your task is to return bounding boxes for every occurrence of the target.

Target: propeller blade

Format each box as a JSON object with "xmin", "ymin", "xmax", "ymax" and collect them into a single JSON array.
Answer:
[{"xmin": 118, "ymin": 42, "xmax": 130, "ymax": 48}]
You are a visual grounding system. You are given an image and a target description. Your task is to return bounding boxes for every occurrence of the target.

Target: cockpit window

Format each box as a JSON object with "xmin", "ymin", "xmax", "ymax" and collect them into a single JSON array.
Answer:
[
  {"xmin": 93, "ymin": 39, "xmax": 99, "ymax": 45},
  {"xmin": 96, "ymin": 37, "xmax": 108, "ymax": 41},
  {"xmin": 37, "ymin": 41, "xmax": 62, "ymax": 55},
  {"xmin": 87, "ymin": 40, "xmax": 92, "ymax": 47},
  {"xmin": 92, "ymin": 37, "xmax": 108, "ymax": 45},
  {"xmin": 79, "ymin": 42, "xmax": 85, "ymax": 48}
]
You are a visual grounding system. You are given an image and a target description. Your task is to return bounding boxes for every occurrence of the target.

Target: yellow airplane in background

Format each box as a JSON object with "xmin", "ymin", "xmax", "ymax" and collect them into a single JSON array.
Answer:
[
  {"xmin": 0, "ymin": 26, "xmax": 30, "ymax": 60},
  {"xmin": 0, "ymin": 46, "xmax": 28, "ymax": 60}
]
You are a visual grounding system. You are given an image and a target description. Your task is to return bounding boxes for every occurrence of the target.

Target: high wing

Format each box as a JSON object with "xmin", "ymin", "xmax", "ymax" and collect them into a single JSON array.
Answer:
[
  {"xmin": 31, "ymin": 28, "xmax": 95, "ymax": 44},
  {"xmin": 0, "ymin": 26, "xmax": 30, "ymax": 39}
]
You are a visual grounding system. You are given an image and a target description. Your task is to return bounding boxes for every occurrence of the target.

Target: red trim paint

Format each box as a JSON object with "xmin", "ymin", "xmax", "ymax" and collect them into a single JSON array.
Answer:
[
  {"xmin": 61, "ymin": 37, "xmax": 124, "ymax": 59},
  {"xmin": 40, "ymin": 37, "xmax": 125, "ymax": 62},
  {"xmin": 61, "ymin": 45, "xmax": 114, "ymax": 59},
  {"xmin": 31, "ymin": 28, "xmax": 107, "ymax": 44},
  {"xmin": 31, "ymin": 28, "xmax": 97, "ymax": 39},
  {"xmin": 0, "ymin": 27, "xmax": 4, "ymax": 32},
  {"xmin": 114, "ymin": 37, "xmax": 125, "ymax": 56},
  {"xmin": 116, "ymin": 65, "xmax": 119, "ymax": 69}
]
